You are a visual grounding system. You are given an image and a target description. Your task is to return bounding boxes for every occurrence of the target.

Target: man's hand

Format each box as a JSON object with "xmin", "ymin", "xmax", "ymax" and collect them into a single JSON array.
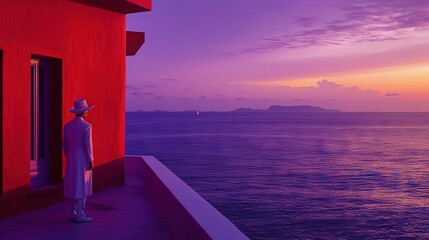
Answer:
[{"xmin": 89, "ymin": 162, "xmax": 94, "ymax": 170}]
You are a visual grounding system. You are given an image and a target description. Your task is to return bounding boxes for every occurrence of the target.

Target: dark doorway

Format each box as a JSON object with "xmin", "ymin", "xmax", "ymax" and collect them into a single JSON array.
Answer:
[{"xmin": 30, "ymin": 55, "xmax": 62, "ymax": 189}]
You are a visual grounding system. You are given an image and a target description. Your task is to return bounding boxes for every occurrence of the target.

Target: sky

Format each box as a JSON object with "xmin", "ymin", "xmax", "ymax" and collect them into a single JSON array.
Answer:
[{"xmin": 126, "ymin": 0, "xmax": 429, "ymax": 112}]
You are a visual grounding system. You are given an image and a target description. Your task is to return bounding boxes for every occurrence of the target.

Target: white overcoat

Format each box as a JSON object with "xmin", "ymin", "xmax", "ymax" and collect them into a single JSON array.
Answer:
[{"xmin": 63, "ymin": 117, "xmax": 94, "ymax": 198}]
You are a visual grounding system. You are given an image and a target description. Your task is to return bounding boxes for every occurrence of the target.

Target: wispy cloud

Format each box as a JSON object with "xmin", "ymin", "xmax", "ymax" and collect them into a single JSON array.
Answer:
[
  {"xmin": 229, "ymin": 0, "xmax": 429, "ymax": 55},
  {"xmin": 291, "ymin": 98, "xmax": 306, "ymax": 102},
  {"xmin": 315, "ymin": 79, "xmax": 379, "ymax": 95},
  {"xmin": 294, "ymin": 17, "xmax": 319, "ymax": 28},
  {"xmin": 158, "ymin": 78, "xmax": 181, "ymax": 82},
  {"xmin": 126, "ymin": 85, "xmax": 141, "ymax": 91},
  {"xmin": 131, "ymin": 91, "xmax": 141, "ymax": 98},
  {"xmin": 385, "ymin": 93, "xmax": 401, "ymax": 97}
]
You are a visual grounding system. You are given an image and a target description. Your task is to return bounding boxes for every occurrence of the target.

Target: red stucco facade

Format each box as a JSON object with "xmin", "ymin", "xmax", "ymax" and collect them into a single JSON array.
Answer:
[{"xmin": 0, "ymin": 0, "xmax": 150, "ymax": 219}]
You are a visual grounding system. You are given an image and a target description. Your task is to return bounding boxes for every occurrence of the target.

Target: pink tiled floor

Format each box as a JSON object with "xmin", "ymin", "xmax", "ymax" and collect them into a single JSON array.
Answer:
[{"xmin": 0, "ymin": 175, "xmax": 172, "ymax": 240}]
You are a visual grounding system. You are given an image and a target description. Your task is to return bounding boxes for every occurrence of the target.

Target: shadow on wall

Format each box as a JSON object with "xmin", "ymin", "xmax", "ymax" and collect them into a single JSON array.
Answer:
[
  {"xmin": 0, "ymin": 185, "xmax": 63, "ymax": 220},
  {"xmin": 92, "ymin": 157, "xmax": 125, "ymax": 192}
]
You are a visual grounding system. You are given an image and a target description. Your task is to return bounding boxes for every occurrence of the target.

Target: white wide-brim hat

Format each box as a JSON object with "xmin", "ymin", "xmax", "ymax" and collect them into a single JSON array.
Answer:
[{"xmin": 70, "ymin": 98, "xmax": 95, "ymax": 114}]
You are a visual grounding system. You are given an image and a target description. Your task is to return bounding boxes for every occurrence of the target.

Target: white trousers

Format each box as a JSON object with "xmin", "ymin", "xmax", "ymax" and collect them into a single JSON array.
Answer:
[{"xmin": 70, "ymin": 198, "xmax": 87, "ymax": 218}]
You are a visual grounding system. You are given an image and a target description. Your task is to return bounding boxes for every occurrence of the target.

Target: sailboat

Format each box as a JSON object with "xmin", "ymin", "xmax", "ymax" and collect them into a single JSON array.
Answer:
[{"xmin": 195, "ymin": 109, "xmax": 200, "ymax": 116}]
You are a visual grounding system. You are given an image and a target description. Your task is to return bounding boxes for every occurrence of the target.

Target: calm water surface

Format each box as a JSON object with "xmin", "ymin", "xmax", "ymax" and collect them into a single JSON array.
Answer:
[{"xmin": 126, "ymin": 112, "xmax": 429, "ymax": 239}]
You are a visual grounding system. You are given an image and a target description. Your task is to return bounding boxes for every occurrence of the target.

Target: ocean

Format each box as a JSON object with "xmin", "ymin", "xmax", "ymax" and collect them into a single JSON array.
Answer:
[{"xmin": 126, "ymin": 111, "xmax": 429, "ymax": 239}]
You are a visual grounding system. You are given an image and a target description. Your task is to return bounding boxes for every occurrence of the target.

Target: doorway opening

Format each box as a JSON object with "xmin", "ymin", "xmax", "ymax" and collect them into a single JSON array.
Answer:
[{"xmin": 30, "ymin": 55, "xmax": 62, "ymax": 189}]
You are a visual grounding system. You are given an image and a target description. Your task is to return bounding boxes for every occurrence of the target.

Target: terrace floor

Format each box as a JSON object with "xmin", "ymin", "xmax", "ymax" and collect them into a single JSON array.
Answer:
[{"xmin": 0, "ymin": 174, "xmax": 172, "ymax": 240}]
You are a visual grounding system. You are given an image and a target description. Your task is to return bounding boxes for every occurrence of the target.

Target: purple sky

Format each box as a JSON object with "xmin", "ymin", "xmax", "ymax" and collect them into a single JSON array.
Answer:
[{"xmin": 126, "ymin": 0, "xmax": 429, "ymax": 112}]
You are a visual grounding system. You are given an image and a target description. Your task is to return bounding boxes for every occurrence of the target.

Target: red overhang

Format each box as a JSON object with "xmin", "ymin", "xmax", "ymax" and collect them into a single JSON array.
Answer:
[
  {"xmin": 126, "ymin": 31, "xmax": 145, "ymax": 56},
  {"xmin": 74, "ymin": 0, "xmax": 152, "ymax": 14}
]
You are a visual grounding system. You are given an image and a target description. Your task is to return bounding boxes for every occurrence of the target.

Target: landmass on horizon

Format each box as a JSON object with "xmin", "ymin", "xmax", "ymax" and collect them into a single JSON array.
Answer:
[
  {"xmin": 130, "ymin": 105, "xmax": 341, "ymax": 113},
  {"xmin": 231, "ymin": 105, "xmax": 341, "ymax": 113}
]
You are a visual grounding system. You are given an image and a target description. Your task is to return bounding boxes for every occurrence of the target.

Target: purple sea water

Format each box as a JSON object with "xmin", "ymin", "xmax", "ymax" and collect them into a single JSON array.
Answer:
[{"xmin": 126, "ymin": 112, "xmax": 429, "ymax": 239}]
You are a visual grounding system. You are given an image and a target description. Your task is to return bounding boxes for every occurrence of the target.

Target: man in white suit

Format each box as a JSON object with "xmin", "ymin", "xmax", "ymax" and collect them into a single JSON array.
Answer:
[{"xmin": 63, "ymin": 98, "xmax": 95, "ymax": 223}]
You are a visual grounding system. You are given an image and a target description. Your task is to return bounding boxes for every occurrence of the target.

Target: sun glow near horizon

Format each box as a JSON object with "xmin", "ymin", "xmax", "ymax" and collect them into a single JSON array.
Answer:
[{"xmin": 246, "ymin": 62, "xmax": 429, "ymax": 96}]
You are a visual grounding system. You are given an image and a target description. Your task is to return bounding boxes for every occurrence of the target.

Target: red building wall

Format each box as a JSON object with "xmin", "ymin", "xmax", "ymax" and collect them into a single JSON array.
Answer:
[{"xmin": 0, "ymin": 0, "xmax": 130, "ymax": 218}]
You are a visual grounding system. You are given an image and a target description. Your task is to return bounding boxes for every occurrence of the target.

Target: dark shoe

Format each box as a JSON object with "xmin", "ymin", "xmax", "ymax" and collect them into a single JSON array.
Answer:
[{"xmin": 76, "ymin": 216, "xmax": 92, "ymax": 223}]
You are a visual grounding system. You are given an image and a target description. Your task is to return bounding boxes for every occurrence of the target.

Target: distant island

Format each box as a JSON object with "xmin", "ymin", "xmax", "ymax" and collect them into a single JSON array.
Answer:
[
  {"xmin": 129, "ymin": 105, "xmax": 341, "ymax": 113},
  {"xmin": 231, "ymin": 105, "xmax": 341, "ymax": 113}
]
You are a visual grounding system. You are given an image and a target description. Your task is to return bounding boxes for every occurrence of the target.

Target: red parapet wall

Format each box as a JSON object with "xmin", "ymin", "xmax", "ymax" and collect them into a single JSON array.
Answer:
[{"xmin": 125, "ymin": 156, "xmax": 250, "ymax": 240}]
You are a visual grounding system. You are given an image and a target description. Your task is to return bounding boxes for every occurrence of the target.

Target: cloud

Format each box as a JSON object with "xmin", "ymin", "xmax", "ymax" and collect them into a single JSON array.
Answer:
[
  {"xmin": 131, "ymin": 91, "xmax": 141, "ymax": 98},
  {"xmin": 295, "ymin": 17, "xmax": 318, "ymax": 27},
  {"xmin": 144, "ymin": 84, "xmax": 158, "ymax": 88},
  {"xmin": 158, "ymin": 78, "xmax": 181, "ymax": 82},
  {"xmin": 315, "ymin": 80, "xmax": 366, "ymax": 94},
  {"xmin": 230, "ymin": 0, "xmax": 429, "ymax": 54},
  {"xmin": 385, "ymin": 93, "xmax": 401, "ymax": 97},
  {"xmin": 126, "ymin": 85, "xmax": 141, "ymax": 91},
  {"xmin": 317, "ymin": 79, "xmax": 343, "ymax": 89},
  {"xmin": 315, "ymin": 79, "xmax": 379, "ymax": 95}
]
